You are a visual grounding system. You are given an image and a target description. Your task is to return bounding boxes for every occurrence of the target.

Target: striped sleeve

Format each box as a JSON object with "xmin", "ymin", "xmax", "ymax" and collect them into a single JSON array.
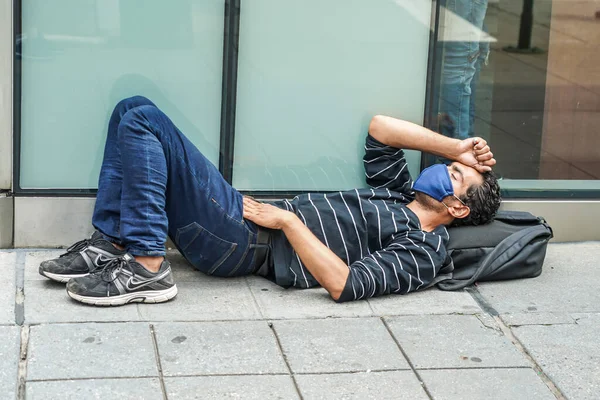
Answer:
[
  {"xmin": 336, "ymin": 229, "xmax": 448, "ymax": 302},
  {"xmin": 363, "ymin": 134, "xmax": 414, "ymax": 197}
]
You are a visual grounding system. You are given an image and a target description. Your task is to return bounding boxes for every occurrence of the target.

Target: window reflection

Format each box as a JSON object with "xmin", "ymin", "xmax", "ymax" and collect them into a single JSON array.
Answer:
[{"xmin": 436, "ymin": 0, "xmax": 600, "ymax": 189}]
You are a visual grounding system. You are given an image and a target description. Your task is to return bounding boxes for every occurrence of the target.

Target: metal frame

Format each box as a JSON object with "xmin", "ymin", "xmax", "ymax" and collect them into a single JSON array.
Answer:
[
  {"xmin": 10, "ymin": 0, "xmax": 600, "ymax": 200},
  {"xmin": 219, "ymin": 0, "xmax": 241, "ymax": 184}
]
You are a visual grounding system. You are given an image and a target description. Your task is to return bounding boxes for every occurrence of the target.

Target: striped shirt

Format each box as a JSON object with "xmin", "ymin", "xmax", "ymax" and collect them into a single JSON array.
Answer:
[{"xmin": 270, "ymin": 134, "xmax": 449, "ymax": 302}]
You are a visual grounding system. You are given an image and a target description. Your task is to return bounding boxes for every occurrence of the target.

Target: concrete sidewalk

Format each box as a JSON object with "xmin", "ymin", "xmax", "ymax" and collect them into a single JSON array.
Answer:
[{"xmin": 0, "ymin": 242, "xmax": 598, "ymax": 399}]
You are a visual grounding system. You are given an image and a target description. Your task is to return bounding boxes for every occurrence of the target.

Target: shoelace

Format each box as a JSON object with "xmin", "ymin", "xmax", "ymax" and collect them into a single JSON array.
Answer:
[
  {"xmin": 59, "ymin": 238, "xmax": 93, "ymax": 258},
  {"xmin": 93, "ymin": 256, "xmax": 133, "ymax": 284}
]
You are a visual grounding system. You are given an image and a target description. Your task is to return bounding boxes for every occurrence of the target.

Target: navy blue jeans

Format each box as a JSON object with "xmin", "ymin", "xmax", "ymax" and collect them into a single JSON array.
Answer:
[{"xmin": 92, "ymin": 96, "xmax": 260, "ymax": 277}]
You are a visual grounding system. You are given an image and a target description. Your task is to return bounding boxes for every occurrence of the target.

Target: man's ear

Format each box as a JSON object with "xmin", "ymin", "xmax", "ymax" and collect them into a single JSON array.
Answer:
[{"xmin": 447, "ymin": 203, "xmax": 470, "ymax": 220}]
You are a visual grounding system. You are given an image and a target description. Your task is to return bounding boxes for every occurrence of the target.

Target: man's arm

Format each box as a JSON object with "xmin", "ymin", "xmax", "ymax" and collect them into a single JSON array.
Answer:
[
  {"xmin": 368, "ymin": 115, "xmax": 496, "ymax": 172},
  {"xmin": 242, "ymin": 197, "xmax": 348, "ymax": 300}
]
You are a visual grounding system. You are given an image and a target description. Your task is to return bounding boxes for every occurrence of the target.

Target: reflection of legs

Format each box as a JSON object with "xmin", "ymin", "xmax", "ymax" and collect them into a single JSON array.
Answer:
[
  {"xmin": 469, "ymin": 27, "xmax": 490, "ymax": 137},
  {"xmin": 439, "ymin": 0, "xmax": 488, "ymax": 139}
]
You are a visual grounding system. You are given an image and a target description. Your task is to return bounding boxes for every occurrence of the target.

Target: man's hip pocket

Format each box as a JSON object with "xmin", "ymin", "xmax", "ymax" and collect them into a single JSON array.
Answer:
[{"xmin": 175, "ymin": 222, "xmax": 237, "ymax": 275}]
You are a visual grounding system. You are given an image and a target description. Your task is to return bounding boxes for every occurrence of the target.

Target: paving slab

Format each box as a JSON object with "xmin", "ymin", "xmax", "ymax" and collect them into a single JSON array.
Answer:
[
  {"xmin": 500, "ymin": 312, "xmax": 576, "ymax": 326},
  {"xmin": 0, "ymin": 252, "xmax": 16, "ymax": 324},
  {"xmin": 512, "ymin": 313, "xmax": 600, "ymax": 400},
  {"xmin": 274, "ymin": 318, "xmax": 409, "ymax": 373},
  {"xmin": 0, "ymin": 326, "xmax": 20, "ymax": 399},
  {"xmin": 167, "ymin": 250, "xmax": 205, "ymax": 283},
  {"xmin": 137, "ymin": 279, "xmax": 261, "ymax": 322},
  {"xmin": 154, "ymin": 321, "xmax": 287, "ymax": 376},
  {"xmin": 420, "ymin": 368, "xmax": 554, "ymax": 400},
  {"xmin": 385, "ymin": 315, "xmax": 529, "ymax": 369},
  {"xmin": 0, "ymin": 284, "xmax": 15, "ymax": 324},
  {"xmin": 165, "ymin": 375, "xmax": 299, "ymax": 399},
  {"xmin": 0, "ymin": 251, "xmax": 17, "ymax": 274},
  {"xmin": 476, "ymin": 243, "xmax": 600, "ymax": 314},
  {"xmin": 246, "ymin": 276, "xmax": 373, "ymax": 319},
  {"xmin": 295, "ymin": 371, "xmax": 428, "ymax": 400},
  {"xmin": 27, "ymin": 323, "xmax": 157, "ymax": 380},
  {"xmin": 367, "ymin": 287, "xmax": 482, "ymax": 316},
  {"xmin": 24, "ymin": 280, "xmax": 141, "ymax": 324},
  {"xmin": 24, "ymin": 250, "xmax": 63, "ymax": 281},
  {"xmin": 26, "ymin": 378, "xmax": 163, "ymax": 400}
]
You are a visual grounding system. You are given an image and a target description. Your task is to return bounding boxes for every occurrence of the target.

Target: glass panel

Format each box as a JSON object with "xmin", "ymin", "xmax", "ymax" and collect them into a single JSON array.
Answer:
[
  {"xmin": 233, "ymin": 0, "xmax": 432, "ymax": 191},
  {"xmin": 19, "ymin": 0, "xmax": 224, "ymax": 189},
  {"xmin": 432, "ymin": 0, "xmax": 600, "ymax": 196}
]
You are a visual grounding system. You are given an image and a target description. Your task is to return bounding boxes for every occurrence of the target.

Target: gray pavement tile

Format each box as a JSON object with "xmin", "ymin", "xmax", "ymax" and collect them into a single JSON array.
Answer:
[
  {"xmin": 476, "ymin": 243, "xmax": 600, "ymax": 314},
  {"xmin": 154, "ymin": 321, "xmax": 287, "ymax": 376},
  {"xmin": 367, "ymin": 288, "xmax": 482, "ymax": 316},
  {"xmin": 28, "ymin": 323, "xmax": 157, "ymax": 380},
  {"xmin": 0, "ymin": 283, "xmax": 15, "ymax": 324},
  {"xmin": 246, "ymin": 276, "xmax": 372, "ymax": 319},
  {"xmin": 274, "ymin": 318, "xmax": 409, "ymax": 373},
  {"xmin": 167, "ymin": 250, "xmax": 204, "ymax": 282},
  {"xmin": 296, "ymin": 371, "xmax": 428, "ymax": 400},
  {"xmin": 420, "ymin": 368, "xmax": 554, "ymax": 400},
  {"xmin": 0, "ymin": 252, "xmax": 16, "ymax": 324},
  {"xmin": 385, "ymin": 315, "xmax": 529, "ymax": 369},
  {"xmin": 26, "ymin": 378, "xmax": 163, "ymax": 400},
  {"xmin": 0, "ymin": 252, "xmax": 16, "ymax": 281},
  {"xmin": 165, "ymin": 375, "xmax": 299, "ymax": 399},
  {"xmin": 500, "ymin": 312, "xmax": 576, "ymax": 326},
  {"xmin": 24, "ymin": 250, "xmax": 63, "ymax": 281},
  {"xmin": 0, "ymin": 326, "xmax": 20, "ymax": 399},
  {"xmin": 24, "ymin": 280, "xmax": 141, "ymax": 324},
  {"xmin": 512, "ymin": 313, "xmax": 600, "ymax": 400},
  {"xmin": 137, "ymin": 279, "xmax": 261, "ymax": 322}
]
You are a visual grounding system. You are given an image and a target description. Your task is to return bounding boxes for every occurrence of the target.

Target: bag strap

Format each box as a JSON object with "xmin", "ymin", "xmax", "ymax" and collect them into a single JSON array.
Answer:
[{"xmin": 438, "ymin": 223, "xmax": 552, "ymax": 291}]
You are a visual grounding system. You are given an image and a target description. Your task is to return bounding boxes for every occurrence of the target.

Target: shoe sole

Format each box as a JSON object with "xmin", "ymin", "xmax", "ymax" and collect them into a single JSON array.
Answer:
[
  {"xmin": 39, "ymin": 269, "xmax": 88, "ymax": 283},
  {"xmin": 67, "ymin": 285, "xmax": 178, "ymax": 306}
]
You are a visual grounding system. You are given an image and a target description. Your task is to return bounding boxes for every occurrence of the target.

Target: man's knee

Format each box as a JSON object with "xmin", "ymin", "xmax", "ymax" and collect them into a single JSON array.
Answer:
[
  {"xmin": 117, "ymin": 104, "xmax": 166, "ymax": 146},
  {"xmin": 114, "ymin": 95, "xmax": 155, "ymax": 114}
]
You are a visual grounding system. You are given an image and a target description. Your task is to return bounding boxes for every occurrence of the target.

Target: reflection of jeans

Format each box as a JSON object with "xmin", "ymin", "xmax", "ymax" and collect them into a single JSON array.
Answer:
[
  {"xmin": 439, "ymin": 0, "xmax": 489, "ymax": 139},
  {"xmin": 92, "ymin": 96, "xmax": 260, "ymax": 277}
]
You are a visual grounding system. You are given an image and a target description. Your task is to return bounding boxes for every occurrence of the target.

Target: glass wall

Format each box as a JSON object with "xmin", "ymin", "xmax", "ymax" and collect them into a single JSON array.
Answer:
[
  {"xmin": 15, "ymin": 0, "xmax": 600, "ymax": 198},
  {"xmin": 18, "ymin": 0, "xmax": 224, "ymax": 189},
  {"xmin": 431, "ymin": 0, "xmax": 600, "ymax": 196},
  {"xmin": 233, "ymin": 0, "xmax": 431, "ymax": 191}
]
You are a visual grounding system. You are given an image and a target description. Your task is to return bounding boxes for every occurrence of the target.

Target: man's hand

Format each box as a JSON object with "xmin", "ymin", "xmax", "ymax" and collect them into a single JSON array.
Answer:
[
  {"xmin": 454, "ymin": 137, "xmax": 496, "ymax": 173},
  {"xmin": 243, "ymin": 196, "xmax": 294, "ymax": 229}
]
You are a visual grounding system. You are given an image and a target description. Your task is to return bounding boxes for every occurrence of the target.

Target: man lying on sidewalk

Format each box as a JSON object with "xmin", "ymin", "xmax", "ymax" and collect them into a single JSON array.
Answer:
[{"xmin": 39, "ymin": 96, "xmax": 501, "ymax": 306}]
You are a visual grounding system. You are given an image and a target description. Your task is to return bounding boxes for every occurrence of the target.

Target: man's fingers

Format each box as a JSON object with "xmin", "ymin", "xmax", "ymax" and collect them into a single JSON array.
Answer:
[
  {"xmin": 474, "ymin": 164, "xmax": 492, "ymax": 173},
  {"xmin": 476, "ymin": 152, "xmax": 494, "ymax": 162},
  {"xmin": 474, "ymin": 145, "xmax": 490, "ymax": 155},
  {"xmin": 473, "ymin": 138, "xmax": 487, "ymax": 150}
]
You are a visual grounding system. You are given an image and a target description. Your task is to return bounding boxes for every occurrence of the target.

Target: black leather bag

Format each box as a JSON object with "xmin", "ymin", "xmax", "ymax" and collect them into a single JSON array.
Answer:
[{"xmin": 437, "ymin": 210, "xmax": 554, "ymax": 291}]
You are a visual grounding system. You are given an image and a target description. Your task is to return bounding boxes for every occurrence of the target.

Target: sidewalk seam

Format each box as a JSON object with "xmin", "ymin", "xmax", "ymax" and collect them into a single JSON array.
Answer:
[
  {"xmin": 381, "ymin": 317, "xmax": 434, "ymax": 400},
  {"xmin": 268, "ymin": 321, "xmax": 304, "ymax": 400},
  {"xmin": 149, "ymin": 324, "xmax": 169, "ymax": 400},
  {"xmin": 466, "ymin": 287, "xmax": 567, "ymax": 400},
  {"xmin": 244, "ymin": 277, "xmax": 265, "ymax": 319},
  {"xmin": 14, "ymin": 252, "xmax": 25, "ymax": 326},
  {"xmin": 16, "ymin": 325, "xmax": 30, "ymax": 400}
]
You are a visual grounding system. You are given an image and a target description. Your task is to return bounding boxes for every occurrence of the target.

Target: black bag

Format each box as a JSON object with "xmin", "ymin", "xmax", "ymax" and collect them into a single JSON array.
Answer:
[{"xmin": 437, "ymin": 210, "xmax": 554, "ymax": 291}]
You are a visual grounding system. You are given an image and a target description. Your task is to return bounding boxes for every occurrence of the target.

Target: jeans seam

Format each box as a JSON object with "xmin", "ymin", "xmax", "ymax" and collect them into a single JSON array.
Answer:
[
  {"xmin": 211, "ymin": 198, "xmax": 244, "ymax": 226},
  {"xmin": 228, "ymin": 236, "xmax": 253, "ymax": 277},
  {"xmin": 208, "ymin": 243, "xmax": 238, "ymax": 275}
]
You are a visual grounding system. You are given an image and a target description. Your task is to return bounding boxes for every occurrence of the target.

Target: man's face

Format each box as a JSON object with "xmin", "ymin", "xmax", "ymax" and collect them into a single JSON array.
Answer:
[{"xmin": 447, "ymin": 162, "xmax": 484, "ymax": 201}]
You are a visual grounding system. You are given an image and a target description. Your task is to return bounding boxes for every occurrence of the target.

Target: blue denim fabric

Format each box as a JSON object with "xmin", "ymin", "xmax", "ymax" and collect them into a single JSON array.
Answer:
[
  {"xmin": 92, "ymin": 96, "xmax": 259, "ymax": 277},
  {"xmin": 439, "ymin": 0, "xmax": 489, "ymax": 140}
]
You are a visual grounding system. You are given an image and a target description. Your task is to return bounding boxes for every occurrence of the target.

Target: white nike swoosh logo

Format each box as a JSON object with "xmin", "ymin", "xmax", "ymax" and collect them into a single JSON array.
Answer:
[{"xmin": 125, "ymin": 269, "xmax": 171, "ymax": 291}]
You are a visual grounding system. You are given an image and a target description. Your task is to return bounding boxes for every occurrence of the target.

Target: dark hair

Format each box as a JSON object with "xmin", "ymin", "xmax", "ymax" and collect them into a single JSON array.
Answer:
[{"xmin": 452, "ymin": 171, "xmax": 501, "ymax": 227}]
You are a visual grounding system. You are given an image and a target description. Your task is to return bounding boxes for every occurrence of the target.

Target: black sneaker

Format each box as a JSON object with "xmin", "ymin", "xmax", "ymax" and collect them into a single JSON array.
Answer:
[
  {"xmin": 66, "ymin": 254, "xmax": 178, "ymax": 306},
  {"xmin": 39, "ymin": 231, "xmax": 126, "ymax": 283}
]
